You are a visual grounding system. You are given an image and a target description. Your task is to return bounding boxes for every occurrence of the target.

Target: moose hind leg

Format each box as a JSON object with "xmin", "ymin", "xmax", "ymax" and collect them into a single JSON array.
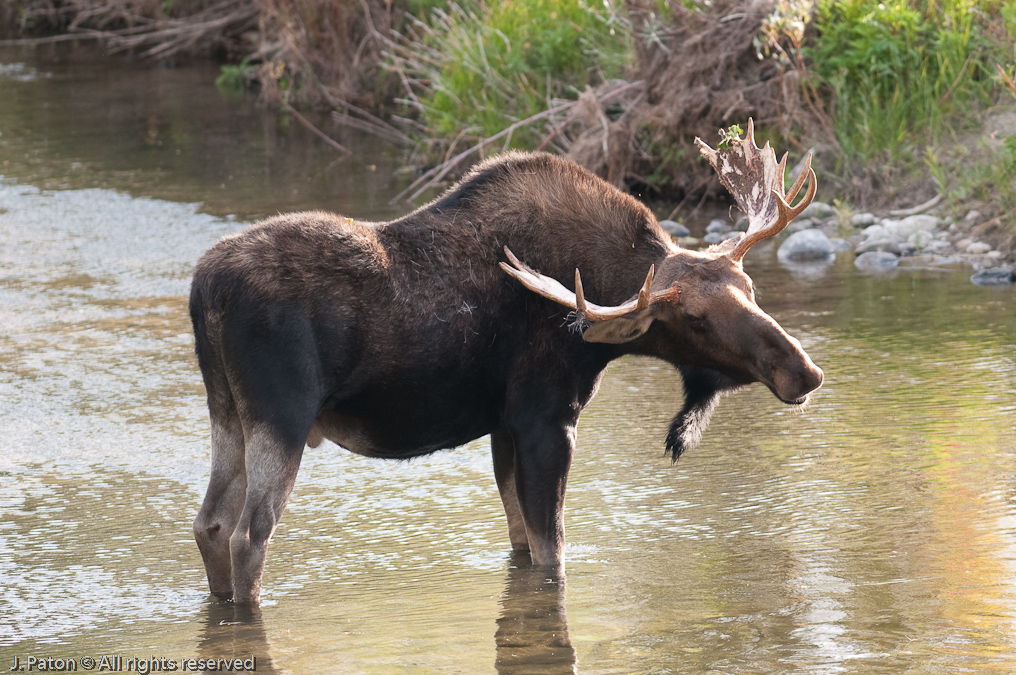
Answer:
[
  {"xmin": 491, "ymin": 430, "xmax": 529, "ymax": 552},
  {"xmin": 229, "ymin": 424, "xmax": 306, "ymax": 605},
  {"xmin": 194, "ymin": 414, "xmax": 247, "ymax": 599}
]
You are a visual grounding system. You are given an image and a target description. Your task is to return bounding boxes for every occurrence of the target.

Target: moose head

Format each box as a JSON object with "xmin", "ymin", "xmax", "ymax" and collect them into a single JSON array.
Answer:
[{"xmin": 501, "ymin": 119, "xmax": 824, "ymax": 458}]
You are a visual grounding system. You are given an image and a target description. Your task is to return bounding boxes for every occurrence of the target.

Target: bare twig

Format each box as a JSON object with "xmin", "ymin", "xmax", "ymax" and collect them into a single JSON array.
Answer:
[
  {"xmin": 331, "ymin": 111, "xmax": 416, "ymax": 146},
  {"xmin": 282, "ymin": 101, "xmax": 352, "ymax": 155},
  {"xmin": 323, "ymin": 91, "xmax": 416, "ymax": 146},
  {"xmin": 390, "ymin": 80, "xmax": 645, "ymax": 204},
  {"xmin": 940, "ymin": 53, "xmax": 974, "ymax": 102},
  {"xmin": 0, "ymin": 31, "xmax": 104, "ymax": 46}
]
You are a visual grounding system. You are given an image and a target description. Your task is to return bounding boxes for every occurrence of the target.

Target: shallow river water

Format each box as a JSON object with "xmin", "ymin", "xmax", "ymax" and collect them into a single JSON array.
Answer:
[{"xmin": 1, "ymin": 45, "xmax": 1015, "ymax": 674}]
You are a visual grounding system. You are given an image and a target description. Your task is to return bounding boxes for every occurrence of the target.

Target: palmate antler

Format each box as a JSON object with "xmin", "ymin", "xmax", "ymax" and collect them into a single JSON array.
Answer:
[
  {"xmin": 499, "ymin": 246, "xmax": 661, "ymax": 322},
  {"xmin": 695, "ymin": 118, "xmax": 817, "ymax": 263}
]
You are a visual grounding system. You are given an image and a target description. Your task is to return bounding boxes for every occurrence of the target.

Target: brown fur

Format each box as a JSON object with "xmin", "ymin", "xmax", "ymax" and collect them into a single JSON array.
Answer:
[{"xmin": 189, "ymin": 151, "xmax": 823, "ymax": 604}]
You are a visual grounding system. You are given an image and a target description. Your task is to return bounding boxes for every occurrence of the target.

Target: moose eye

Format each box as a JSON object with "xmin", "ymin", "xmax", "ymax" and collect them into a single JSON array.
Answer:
[{"xmin": 684, "ymin": 314, "xmax": 709, "ymax": 332}]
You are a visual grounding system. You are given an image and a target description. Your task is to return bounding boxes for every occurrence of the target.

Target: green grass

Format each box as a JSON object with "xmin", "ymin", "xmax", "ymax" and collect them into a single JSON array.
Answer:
[
  {"xmin": 808, "ymin": 0, "xmax": 1016, "ymax": 162},
  {"xmin": 400, "ymin": 0, "xmax": 635, "ymax": 146}
]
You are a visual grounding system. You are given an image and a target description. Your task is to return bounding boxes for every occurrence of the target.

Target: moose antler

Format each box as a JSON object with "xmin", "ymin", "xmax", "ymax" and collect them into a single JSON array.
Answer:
[
  {"xmin": 500, "ymin": 246, "xmax": 659, "ymax": 322},
  {"xmin": 695, "ymin": 119, "xmax": 817, "ymax": 263}
]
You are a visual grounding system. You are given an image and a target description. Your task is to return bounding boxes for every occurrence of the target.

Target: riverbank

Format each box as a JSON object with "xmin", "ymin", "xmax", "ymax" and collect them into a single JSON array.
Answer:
[{"xmin": 2, "ymin": 0, "xmax": 1014, "ymax": 261}]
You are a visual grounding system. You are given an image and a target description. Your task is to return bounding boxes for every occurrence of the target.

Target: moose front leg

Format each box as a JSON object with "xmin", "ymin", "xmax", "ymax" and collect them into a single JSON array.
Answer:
[
  {"xmin": 491, "ymin": 430, "xmax": 530, "ymax": 552},
  {"xmin": 507, "ymin": 416, "xmax": 576, "ymax": 573}
]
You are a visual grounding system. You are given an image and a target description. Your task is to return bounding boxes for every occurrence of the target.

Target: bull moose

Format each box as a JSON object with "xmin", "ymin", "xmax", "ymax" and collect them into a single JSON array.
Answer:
[{"xmin": 189, "ymin": 121, "xmax": 823, "ymax": 604}]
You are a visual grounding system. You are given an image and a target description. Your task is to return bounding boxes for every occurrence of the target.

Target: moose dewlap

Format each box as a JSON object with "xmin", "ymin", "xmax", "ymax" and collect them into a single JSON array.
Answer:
[{"xmin": 190, "ymin": 126, "xmax": 822, "ymax": 604}]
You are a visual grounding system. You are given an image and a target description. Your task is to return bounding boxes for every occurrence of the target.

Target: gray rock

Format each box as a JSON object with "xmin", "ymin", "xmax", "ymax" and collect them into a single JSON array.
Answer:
[
  {"xmin": 855, "ymin": 251, "xmax": 899, "ymax": 270},
  {"xmin": 966, "ymin": 241, "xmax": 992, "ymax": 254},
  {"xmin": 964, "ymin": 209, "xmax": 981, "ymax": 224},
  {"xmin": 863, "ymin": 223, "xmax": 889, "ymax": 240},
  {"xmin": 721, "ymin": 231, "xmax": 742, "ymax": 241},
  {"xmin": 850, "ymin": 212, "xmax": 877, "ymax": 227},
  {"xmin": 787, "ymin": 217, "xmax": 815, "ymax": 233},
  {"xmin": 706, "ymin": 219, "xmax": 732, "ymax": 234},
  {"xmin": 799, "ymin": 201, "xmax": 836, "ymax": 220},
  {"xmin": 855, "ymin": 236, "xmax": 904, "ymax": 255},
  {"xmin": 703, "ymin": 232, "xmax": 725, "ymax": 245},
  {"xmin": 893, "ymin": 214, "xmax": 940, "ymax": 238},
  {"xmin": 908, "ymin": 230, "xmax": 936, "ymax": 250},
  {"xmin": 659, "ymin": 219, "xmax": 691, "ymax": 237},
  {"xmin": 923, "ymin": 239, "xmax": 953, "ymax": 255},
  {"xmin": 778, "ymin": 229, "xmax": 835, "ymax": 262},
  {"xmin": 828, "ymin": 237, "xmax": 853, "ymax": 252},
  {"xmin": 971, "ymin": 267, "xmax": 1015, "ymax": 286},
  {"xmin": 955, "ymin": 237, "xmax": 973, "ymax": 251}
]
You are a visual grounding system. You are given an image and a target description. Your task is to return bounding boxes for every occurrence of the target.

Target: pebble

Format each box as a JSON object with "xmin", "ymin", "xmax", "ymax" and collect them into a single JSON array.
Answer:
[
  {"xmin": 965, "ymin": 241, "xmax": 992, "ymax": 254},
  {"xmin": 706, "ymin": 219, "xmax": 732, "ymax": 234},
  {"xmin": 702, "ymin": 232, "xmax": 725, "ymax": 245},
  {"xmin": 970, "ymin": 267, "xmax": 1015, "ymax": 285},
  {"xmin": 850, "ymin": 212, "xmax": 877, "ymax": 227},
  {"xmin": 777, "ymin": 229, "xmax": 835, "ymax": 262},
  {"xmin": 659, "ymin": 219, "xmax": 691, "ymax": 237},
  {"xmin": 854, "ymin": 251, "xmax": 899, "ymax": 270}
]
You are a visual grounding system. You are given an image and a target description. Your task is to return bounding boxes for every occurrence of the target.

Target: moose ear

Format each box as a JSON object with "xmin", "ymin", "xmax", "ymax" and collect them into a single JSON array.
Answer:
[{"xmin": 581, "ymin": 311, "xmax": 654, "ymax": 344}]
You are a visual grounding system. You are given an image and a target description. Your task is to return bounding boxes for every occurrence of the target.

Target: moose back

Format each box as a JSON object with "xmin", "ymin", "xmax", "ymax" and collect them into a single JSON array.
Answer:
[{"xmin": 190, "ymin": 138, "xmax": 823, "ymax": 604}]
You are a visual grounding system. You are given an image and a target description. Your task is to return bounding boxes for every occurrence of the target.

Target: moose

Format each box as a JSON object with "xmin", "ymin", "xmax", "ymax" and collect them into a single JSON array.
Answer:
[{"xmin": 189, "ymin": 121, "xmax": 823, "ymax": 604}]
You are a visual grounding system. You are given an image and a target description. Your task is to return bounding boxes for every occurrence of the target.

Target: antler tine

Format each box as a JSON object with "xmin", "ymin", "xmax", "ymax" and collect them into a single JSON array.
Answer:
[
  {"xmin": 774, "ymin": 166, "xmax": 817, "ymax": 224},
  {"xmin": 575, "ymin": 268, "xmax": 588, "ymax": 316},
  {"xmin": 746, "ymin": 117, "xmax": 756, "ymax": 147},
  {"xmin": 785, "ymin": 152, "xmax": 813, "ymax": 203},
  {"xmin": 504, "ymin": 245, "xmax": 538, "ymax": 275},
  {"xmin": 635, "ymin": 264, "xmax": 655, "ymax": 311},
  {"xmin": 501, "ymin": 246, "xmax": 661, "ymax": 322}
]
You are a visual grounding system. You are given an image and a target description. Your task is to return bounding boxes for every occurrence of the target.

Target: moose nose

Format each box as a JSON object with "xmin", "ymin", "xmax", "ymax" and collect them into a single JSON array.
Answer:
[{"xmin": 777, "ymin": 356, "xmax": 823, "ymax": 404}]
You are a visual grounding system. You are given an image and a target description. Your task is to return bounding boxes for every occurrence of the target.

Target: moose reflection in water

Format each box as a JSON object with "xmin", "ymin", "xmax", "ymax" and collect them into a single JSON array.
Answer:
[
  {"xmin": 198, "ymin": 554, "xmax": 577, "ymax": 675},
  {"xmin": 495, "ymin": 553, "xmax": 576, "ymax": 674},
  {"xmin": 189, "ymin": 121, "xmax": 822, "ymax": 605}
]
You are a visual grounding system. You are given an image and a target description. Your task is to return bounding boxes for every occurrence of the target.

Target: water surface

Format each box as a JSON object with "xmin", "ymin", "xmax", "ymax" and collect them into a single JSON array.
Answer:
[{"xmin": 1, "ymin": 44, "xmax": 1015, "ymax": 674}]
